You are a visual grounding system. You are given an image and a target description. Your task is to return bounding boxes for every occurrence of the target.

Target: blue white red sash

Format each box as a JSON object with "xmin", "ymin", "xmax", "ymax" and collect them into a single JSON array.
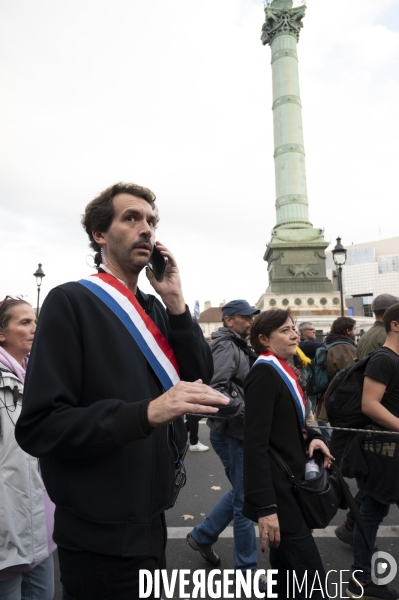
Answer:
[
  {"xmin": 78, "ymin": 273, "xmax": 180, "ymax": 391},
  {"xmin": 253, "ymin": 351, "xmax": 306, "ymax": 427}
]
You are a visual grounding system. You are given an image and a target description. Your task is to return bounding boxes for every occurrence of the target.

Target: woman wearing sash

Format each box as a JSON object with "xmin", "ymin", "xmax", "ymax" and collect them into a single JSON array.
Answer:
[{"xmin": 243, "ymin": 309, "xmax": 334, "ymax": 599}]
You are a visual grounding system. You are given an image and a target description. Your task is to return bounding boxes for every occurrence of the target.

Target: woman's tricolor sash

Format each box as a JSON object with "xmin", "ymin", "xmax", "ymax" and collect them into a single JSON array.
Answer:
[
  {"xmin": 253, "ymin": 351, "xmax": 306, "ymax": 427},
  {"xmin": 78, "ymin": 273, "xmax": 180, "ymax": 391}
]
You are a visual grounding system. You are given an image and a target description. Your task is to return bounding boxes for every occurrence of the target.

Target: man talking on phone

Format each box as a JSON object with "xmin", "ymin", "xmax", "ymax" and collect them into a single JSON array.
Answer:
[{"xmin": 15, "ymin": 182, "xmax": 227, "ymax": 600}]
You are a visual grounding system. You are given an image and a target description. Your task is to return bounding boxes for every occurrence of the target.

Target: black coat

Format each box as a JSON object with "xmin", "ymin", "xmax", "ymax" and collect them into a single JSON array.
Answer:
[
  {"xmin": 15, "ymin": 282, "xmax": 213, "ymax": 557},
  {"xmin": 243, "ymin": 362, "xmax": 321, "ymax": 533},
  {"xmin": 298, "ymin": 338, "xmax": 323, "ymax": 360}
]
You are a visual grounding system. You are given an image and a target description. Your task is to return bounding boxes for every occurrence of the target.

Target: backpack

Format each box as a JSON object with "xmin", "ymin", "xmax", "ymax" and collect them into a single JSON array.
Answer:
[
  {"xmin": 306, "ymin": 342, "xmax": 352, "ymax": 397},
  {"xmin": 324, "ymin": 347, "xmax": 399, "ymax": 428}
]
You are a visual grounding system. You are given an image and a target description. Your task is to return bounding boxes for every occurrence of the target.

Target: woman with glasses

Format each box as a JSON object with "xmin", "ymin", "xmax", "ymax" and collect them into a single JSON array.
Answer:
[
  {"xmin": 0, "ymin": 297, "xmax": 55, "ymax": 600},
  {"xmin": 243, "ymin": 309, "xmax": 334, "ymax": 599}
]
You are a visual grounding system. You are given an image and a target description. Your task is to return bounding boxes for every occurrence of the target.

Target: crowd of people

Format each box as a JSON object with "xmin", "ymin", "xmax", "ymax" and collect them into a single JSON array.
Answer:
[{"xmin": 1, "ymin": 181, "xmax": 399, "ymax": 600}]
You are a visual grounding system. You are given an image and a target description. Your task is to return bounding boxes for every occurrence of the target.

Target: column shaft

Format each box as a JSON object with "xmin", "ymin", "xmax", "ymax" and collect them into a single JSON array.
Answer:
[{"xmin": 270, "ymin": 34, "xmax": 311, "ymax": 228}]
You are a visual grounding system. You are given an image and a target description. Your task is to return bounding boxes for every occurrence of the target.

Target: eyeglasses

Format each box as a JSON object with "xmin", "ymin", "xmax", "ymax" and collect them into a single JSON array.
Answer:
[
  {"xmin": 303, "ymin": 328, "xmax": 316, "ymax": 332},
  {"xmin": 0, "ymin": 296, "xmax": 20, "ymax": 310}
]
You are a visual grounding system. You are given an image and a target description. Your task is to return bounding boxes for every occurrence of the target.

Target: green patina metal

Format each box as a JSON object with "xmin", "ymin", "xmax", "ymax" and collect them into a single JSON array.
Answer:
[{"xmin": 261, "ymin": 0, "xmax": 333, "ymax": 294}]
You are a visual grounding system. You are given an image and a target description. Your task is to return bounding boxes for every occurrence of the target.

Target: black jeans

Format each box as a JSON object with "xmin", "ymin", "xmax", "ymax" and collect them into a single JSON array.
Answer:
[
  {"xmin": 58, "ymin": 514, "xmax": 166, "ymax": 600},
  {"xmin": 269, "ymin": 520, "xmax": 327, "ymax": 599}
]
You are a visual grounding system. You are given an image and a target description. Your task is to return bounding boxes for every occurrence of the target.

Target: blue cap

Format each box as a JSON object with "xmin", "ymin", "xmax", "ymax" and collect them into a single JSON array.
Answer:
[{"xmin": 221, "ymin": 299, "xmax": 260, "ymax": 320}]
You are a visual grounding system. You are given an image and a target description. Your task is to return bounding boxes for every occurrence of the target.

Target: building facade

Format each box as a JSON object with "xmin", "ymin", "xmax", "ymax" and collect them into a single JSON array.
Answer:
[
  {"xmin": 326, "ymin": 237, "xmax": 399, "ymax": 317},
  {"xmin": 197, "ymin": 301, "xmax": 223, "ymax": 340}
]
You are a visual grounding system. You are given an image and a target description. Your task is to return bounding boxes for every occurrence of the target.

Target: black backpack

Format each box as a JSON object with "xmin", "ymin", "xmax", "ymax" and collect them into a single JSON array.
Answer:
[{"xmin": 324, "ymin": 347, "xmax": 399, "ymax": 428}]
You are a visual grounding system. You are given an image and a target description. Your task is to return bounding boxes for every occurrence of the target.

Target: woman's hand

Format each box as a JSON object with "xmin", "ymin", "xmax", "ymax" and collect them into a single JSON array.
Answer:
[
  {"xmin": 258, "ymin": 514, "xmax": 280, "ymax": 550},
  {"xmin": 308, "ymin": 438, "xmax": 335, "ymax": 469}
]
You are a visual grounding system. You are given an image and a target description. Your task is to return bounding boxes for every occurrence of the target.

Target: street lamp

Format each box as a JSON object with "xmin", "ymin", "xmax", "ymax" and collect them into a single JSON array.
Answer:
[
  {"xmin": 332, "ymin": 237, "xmax": 347, "ymax": 317},
  {"xmin": 33, "ymin": 263, "xmax": 46, "ymax": 318}
]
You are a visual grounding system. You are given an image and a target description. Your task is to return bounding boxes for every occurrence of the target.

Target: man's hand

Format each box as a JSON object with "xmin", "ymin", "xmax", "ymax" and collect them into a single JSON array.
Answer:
[
  {"xmin": 258, "ymin": 514, "xmax": 280, "ymax": 550},
  {"xmin": 147, "ymin": 380, "xmax": 229, "ymax": 428},
  {"xmin": 146, "ymin": 241, "xmax": 186, "ymax": 315},
  {"xmin": 308, "ymin": 438, "xmax": 335, "ymax": 469}
]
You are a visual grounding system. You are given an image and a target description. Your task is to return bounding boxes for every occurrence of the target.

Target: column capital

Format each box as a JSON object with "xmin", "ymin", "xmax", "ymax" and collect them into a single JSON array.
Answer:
[{"xmin": 261, "ymin": 2, "xmax": 306, "ymax": 46}]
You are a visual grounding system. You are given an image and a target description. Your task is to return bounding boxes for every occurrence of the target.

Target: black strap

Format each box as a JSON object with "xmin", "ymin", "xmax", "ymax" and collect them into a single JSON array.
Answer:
[{"xmin": 269, "ymin": 447, "xmax": 296, "ymax": 483}]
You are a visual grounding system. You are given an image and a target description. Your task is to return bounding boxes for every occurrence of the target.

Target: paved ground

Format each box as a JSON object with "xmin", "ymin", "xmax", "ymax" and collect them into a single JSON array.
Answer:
[{"xmin": 53, "ymin": 421, "xmax": 399, "ymax": 598}]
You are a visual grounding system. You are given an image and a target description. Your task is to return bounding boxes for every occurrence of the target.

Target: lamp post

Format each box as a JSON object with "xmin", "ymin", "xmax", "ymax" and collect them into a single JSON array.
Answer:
[
  {"xmin": 332, "ymin": 237, "xmax": 347, "ymax": 317},
  {"xmin": 33, "ymin": 264, "xmax": 46, "ymax": 318}
]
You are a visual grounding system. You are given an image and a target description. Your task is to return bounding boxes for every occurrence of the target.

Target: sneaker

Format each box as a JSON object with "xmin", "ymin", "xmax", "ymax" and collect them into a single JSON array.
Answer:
[
  {"xmin": 186, "ymin": 532, "xmax": 220, "ymax": 566},
  {"xmin": 335, "ymin": 521, "xmax": 354, "ymax": 546},
  {"xmin": 252, "ymin": 570, "xmax": 268, "ymax": 594},
  {"xmin": 189, "ymin": 441, "xmax": 209, "ymax": 452},
  {"xmin": 347, "ymin": 577, "xmax": 399, "ymax": 599}
]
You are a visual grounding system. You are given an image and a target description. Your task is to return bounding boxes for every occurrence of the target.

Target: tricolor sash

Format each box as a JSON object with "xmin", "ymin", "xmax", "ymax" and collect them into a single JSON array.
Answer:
[
  {"xmin": 78, "ymin": 273, "xmax": 180, "ymax": 391},
  {"xmin": 253, "ymin": 351, "xmax": 306, "ymax": 427}
]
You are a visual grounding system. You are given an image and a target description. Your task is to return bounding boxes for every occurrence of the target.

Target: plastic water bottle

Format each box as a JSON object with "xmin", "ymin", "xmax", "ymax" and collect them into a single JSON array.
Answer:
[{"xmin": 305, "ymin": 457, "xmax": 320, "ymax": 480}]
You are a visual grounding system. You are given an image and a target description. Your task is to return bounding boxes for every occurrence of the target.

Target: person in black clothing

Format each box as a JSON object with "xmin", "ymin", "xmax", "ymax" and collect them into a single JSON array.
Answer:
[
  {"xmin": 346, "ymin": 303, "xmax": 399, "ymax": 600},
  {"xmin": 15, "ymin": 182, "xmax": 227, "ymax": 600},
  {"xmin": 244, "ymin": 309, "xmax": 334, "ymax": 599}
]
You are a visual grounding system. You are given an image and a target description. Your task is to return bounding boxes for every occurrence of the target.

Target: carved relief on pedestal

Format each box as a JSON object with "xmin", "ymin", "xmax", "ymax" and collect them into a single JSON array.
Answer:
[{"xmin": 289, "ymin": 265, "xmax": 317, "ymax": 278}]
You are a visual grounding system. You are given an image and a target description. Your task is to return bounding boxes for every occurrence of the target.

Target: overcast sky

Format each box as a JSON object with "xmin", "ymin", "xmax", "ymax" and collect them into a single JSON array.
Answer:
[{"xmin": 1, "ymin": 0, "xmax": 398, "ymax": 313}]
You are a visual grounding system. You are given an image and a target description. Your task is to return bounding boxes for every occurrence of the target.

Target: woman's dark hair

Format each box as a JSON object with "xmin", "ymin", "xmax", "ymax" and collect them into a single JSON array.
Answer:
[
  {"xmin": 383, "ymin": 303, "xmax": 399, "ymax": 333},
  {"xmin": 330, "ymin": 316, "xmax": 356, "ymax": 336},
  {"xmin": 250, "ymin": 309, "xmax": 293, "ymax": 355},
  {"xmin": 81, "ymin": 182, "xmax": 158, "ymax": 266},
  {"xmin": 0, "ymin": 298, "xmax": 31, "ymax": 344}
]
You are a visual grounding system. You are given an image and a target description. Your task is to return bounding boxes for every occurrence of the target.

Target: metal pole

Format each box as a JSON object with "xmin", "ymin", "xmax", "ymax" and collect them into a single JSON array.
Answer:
[
  {"xmin": 339, "ymin": 264, "xmax": 344, "ymax": 317},
  {"xmin": 37, "ymin": 286, "xmax": 41, "ymax": 318}
]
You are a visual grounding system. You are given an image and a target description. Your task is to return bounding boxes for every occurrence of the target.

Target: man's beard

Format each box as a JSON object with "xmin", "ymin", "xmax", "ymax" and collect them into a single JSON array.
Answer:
[{"xmin": 109, "ymin": 236, "xmax": 153, "ymax": 274}]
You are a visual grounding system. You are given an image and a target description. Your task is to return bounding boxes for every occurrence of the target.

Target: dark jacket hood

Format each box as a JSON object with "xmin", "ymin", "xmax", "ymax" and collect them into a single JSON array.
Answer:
[{"xmin": 325, "ymin": 332, "xmax": 356, "ymax": 346}]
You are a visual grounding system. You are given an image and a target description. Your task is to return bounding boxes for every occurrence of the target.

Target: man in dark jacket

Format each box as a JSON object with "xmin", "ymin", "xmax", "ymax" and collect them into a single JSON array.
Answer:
[
  {"xmin": 15, "ymin": 182, "xmax": 227, "ymax": 600},
  {"xmin": 298, "ymin": 321, "xmax": 323, "ymax": 359},
  {"xmin": 357, "ymin": 294, "xmax": 399, "ymax": 359},
  {"xmin": 187, "ymin": 299, "xmax": 267, "ymax": 592}
]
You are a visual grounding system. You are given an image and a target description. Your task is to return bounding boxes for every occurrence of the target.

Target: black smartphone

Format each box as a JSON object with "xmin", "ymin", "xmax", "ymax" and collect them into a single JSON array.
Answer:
[{"xmin": 147, "ymin": 245, "xmax": 168, "ymax": 282}]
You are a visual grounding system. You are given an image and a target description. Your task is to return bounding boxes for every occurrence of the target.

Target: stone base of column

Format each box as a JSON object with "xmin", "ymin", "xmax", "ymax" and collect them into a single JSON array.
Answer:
[
  {"xmin": 264, "ymin": 232, "xmax": 334, "ymax": 294},
  {"xmin": 255, "ymin": 291, "xmax": 345, "ymax": 318}
]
